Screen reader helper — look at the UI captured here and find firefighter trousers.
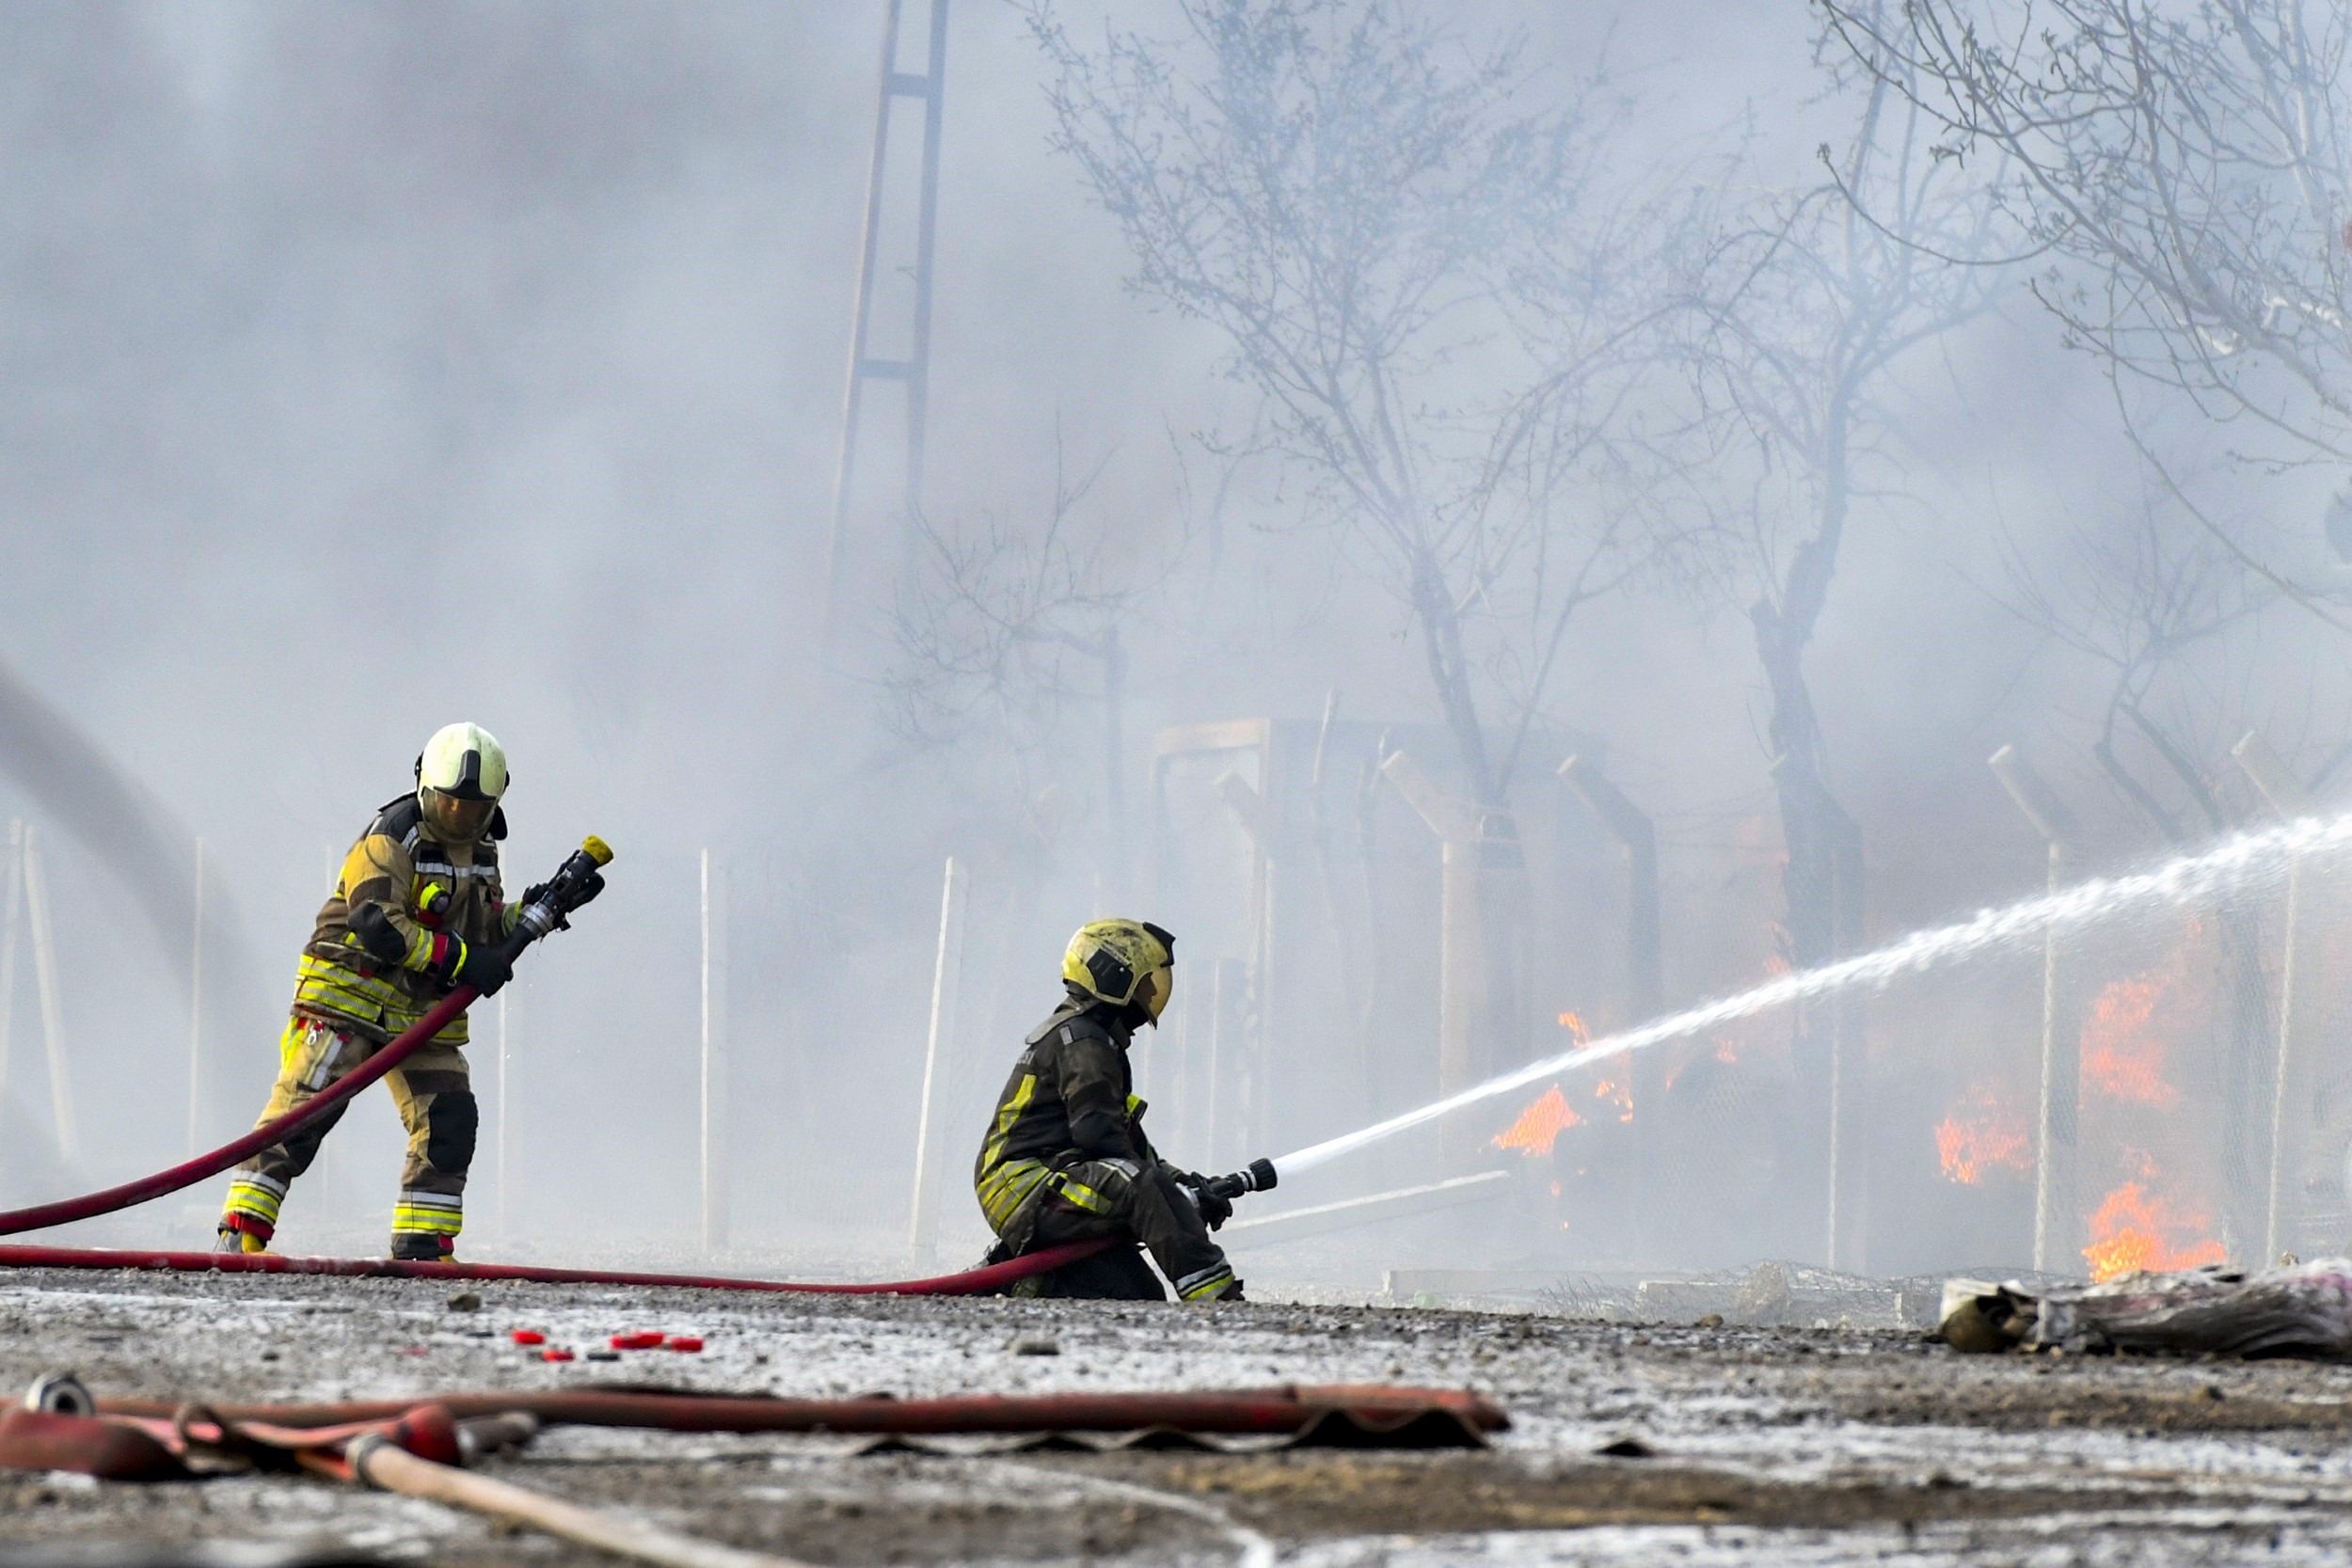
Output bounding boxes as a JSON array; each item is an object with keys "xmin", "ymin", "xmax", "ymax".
[
  {"xmin": 219, "ymin": 1015, "xmax": 476, "ymax": 1246},
  {"xmin": 999, "ymin": 1156, "xmax": 1236, "ymax": 1301}
]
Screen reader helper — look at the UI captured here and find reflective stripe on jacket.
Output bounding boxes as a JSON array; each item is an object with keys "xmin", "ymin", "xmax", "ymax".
[
  {"xmin": 291, "ymin": 794, "xmax": 517, "ymax": 1045},
  {"xmin": 974, "ymin": 998, "xmax": 1179, "ymax": 1232}
]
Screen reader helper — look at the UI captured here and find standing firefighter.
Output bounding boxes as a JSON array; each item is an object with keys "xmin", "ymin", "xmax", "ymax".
[
  {"xmin": 975, "ymin": 919, "xmax": 1244, "ymax": 1302},
  {"xmin": 214, "ymin": 721, "xmax": 597, "ymax": 1259}
]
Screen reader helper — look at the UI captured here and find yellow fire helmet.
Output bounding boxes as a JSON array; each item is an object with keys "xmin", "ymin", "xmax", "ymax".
[
  {"xmin": 418, "ymin": 721, "xmax": 509, "ymax": 800},
  {"xmin": 414, "ymin": 721, "xmax": 509, "ymax": 844},
  {"xmin": 1062, "ymin": 919, "xmax": 1177, "ymax": 1022}
]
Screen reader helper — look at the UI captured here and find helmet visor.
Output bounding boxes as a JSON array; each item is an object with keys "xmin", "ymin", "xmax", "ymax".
[
  {"xmin": 1140, "ymin": 963, "xmax": 1173, "ymax": 1023},
  {"xmin": 421, "ymin": 787, "xmax": 496, "ymax": 843}
]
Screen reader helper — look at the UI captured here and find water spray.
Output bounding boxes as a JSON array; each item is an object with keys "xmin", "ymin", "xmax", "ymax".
[{"xmin": 1270, "ymin": 810, "xmax": 2352, "ymax": 1180}]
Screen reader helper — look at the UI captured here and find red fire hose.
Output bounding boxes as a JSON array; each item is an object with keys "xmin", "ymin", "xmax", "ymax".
[
  {"xmin": 0, "ymin": 836, "xmax": 616, "ymax": 1240},
  {"xmin": 0, "ymin": 984, "xmax": 480, "ymax": 1238},
  {"xmin": 0, "ymin": 1238, "xmax": 1110, "ymax": 1295},
  {"xmin": 0, "ymin": 832, "xmax": 1117, "ymax": 1296}
]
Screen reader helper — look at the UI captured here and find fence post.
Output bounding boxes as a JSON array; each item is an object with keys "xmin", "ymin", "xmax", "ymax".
[
  {"xmin": 186, "ymin": 837, "xmax": 205, "ymax": 1158},
  {"xmin": 0, "ymin": 820, "xmax": 21, "ymax": 1117},
  {"xmin": 701, "ymin": 849, "xmax": 731, "ymax": 1256},
  {"xmin": 1559, "ymin": 755, "xmax": 1663, "ymax": 1256},
  {"xmin": 908, "ymin": 855, "xmax": 966, "ymax": 1259},
  {"xmin": 2233, "ymin": 729, "xmax": 2315, "ymax": 1263},
  {"xmin": 1989, "ymin": 745, "xmax": 2083, "ymax": 1274},
  {"xmin": 22, "ymin": 824, "xmax": 74, "ymax": 1164},
  {"xmin": 496, "ymin": 989, "xmax": 511, "ymax": 1242},
  {"xmin": 908, "ymin": 860, "xmax": 964, "ymax": 1259}
]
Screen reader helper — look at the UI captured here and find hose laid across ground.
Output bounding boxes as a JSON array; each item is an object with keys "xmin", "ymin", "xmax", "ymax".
[{"xmin": 0, "ymin": 1238, "xmax": 1111, "ymax": 1296}]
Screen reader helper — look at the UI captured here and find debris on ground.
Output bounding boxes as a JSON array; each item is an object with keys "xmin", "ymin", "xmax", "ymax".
[
  {"xmin": 1940, "ymin": 1257, "xmax": 2352, "ymax": 1357},
  {"xmin": 24, "ymin": 1262, "xmax": 2352, "ymax": 1564}
]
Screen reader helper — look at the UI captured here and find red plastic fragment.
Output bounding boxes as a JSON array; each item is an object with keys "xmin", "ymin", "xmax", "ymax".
[
  {"xmin": 665, "ymin": 1336, "xmax": 703, "ymax": 1353},
  {"xmin": 540, "ymin": 1348, "xmax": 574, "ymax": 1363},
  {"xmin": 610, "ymin": 1332, "xmax": 665, "ymax": 1351},
  {"xmin": 512, "ymin": 1330, "xmax": 545, "ymax": 1345}
]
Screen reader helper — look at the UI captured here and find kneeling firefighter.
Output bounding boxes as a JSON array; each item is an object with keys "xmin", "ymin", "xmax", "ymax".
[
  {"xmin": 214, "ymin": 721, "xmax": 601, "ymax": 1260},
  {"xmin": 975, "ymin": 919, "xmax": 1246, "ymax": 1302}
]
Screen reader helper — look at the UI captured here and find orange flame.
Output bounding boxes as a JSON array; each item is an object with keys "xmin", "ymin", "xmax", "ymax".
[
  {"xmin": 2082, "ymin": 974, "xmax": 2181, "ymax": 1106},
  {"xmin": 1557, "ymin": 1011, "xmax": 1592, "ymax": 1043},
  {"xmin": 1493, "ymin": 1085, "xmax": 1581, "ymax": 1156},
  {"xmin": 1593, "ymin": 1074, "xmax": 1634, "ymax": 1124},
  {"xmin": 2082, "ymin": 1181, "xmax": 2225, "ymax": 1282},
  {"xmin": 1934, "ymin": 1084, "xmax": 2031, "ymax": 1184}
]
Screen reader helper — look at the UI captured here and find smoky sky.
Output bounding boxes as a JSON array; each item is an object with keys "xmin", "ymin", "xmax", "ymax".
[{"xmin": 0, "ymin": 1, "xmax": 2341, "ymax": 1265}]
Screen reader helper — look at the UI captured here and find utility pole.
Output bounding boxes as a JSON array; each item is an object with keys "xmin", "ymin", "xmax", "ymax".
[{"xmin": 824, "ymin": 0, "xmax": 951, "ymax": 638}]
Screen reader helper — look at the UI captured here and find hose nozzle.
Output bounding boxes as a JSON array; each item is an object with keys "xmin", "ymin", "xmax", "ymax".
[
  {"xmin": 507, "ymin": 836, "xmax": 615, "ymax": 950},
  {"xmin": 1200, "ymin": 1157, "xmax": 1278, "ymax": 1203}
]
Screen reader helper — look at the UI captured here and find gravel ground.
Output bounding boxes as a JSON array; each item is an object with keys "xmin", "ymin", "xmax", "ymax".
[{"xmin": 7, "ymin": 1264, "xmax": 2352, "ymax": 1566}]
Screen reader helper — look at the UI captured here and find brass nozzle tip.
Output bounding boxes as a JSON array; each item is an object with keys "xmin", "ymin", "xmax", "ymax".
[{"xmin": 581, "ymin": 834, "xmax": 614, "ymax": 865}]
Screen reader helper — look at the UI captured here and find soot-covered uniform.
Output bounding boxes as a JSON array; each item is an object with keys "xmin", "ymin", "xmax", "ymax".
[
  {"xmin": 219, "ymin": 794, "xmax": 518, "ymax": 1250},
  {"xmin": 975, "ymin": 997, "xmax": 1236, "ymax": 1301}
]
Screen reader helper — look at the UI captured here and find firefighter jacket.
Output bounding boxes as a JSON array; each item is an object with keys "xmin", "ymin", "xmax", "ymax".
[
  {"xmin": 975, "ymin": 996, "xmax": 1193, "ymax": 1231},
  {"xmin": 291, "ymin": 793, "xmax": 517, "ymax": 1047}
]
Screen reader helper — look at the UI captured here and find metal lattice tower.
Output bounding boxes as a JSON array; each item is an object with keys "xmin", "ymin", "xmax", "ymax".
[{"xmin": 825, "ymin": 0, "xmax": 949, "ymax": 636}]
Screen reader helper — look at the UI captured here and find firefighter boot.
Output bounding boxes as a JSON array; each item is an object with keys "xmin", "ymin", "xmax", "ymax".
[
  {"xmin": 213, "ymin": 1225, "xmax": 269, "ymax": 1255},
  {"xmin": 390, "ymin": 1232, "xmax": 453, "ymax": 1262}
]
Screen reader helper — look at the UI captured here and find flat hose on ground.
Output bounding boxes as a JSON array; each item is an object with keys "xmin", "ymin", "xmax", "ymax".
[{"xmin": 0, "ymin": 1238, "xmax": 1112, "ymax": 1296}]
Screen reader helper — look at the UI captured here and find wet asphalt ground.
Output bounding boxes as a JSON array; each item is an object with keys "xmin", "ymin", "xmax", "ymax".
[{"xmin": 8, "ymin": 1262, "xmax": 2352, "ymax": 1566}]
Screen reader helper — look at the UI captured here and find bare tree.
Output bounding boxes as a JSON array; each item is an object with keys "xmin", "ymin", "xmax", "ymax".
[
  {"xmin": 1676, "ymin": 34, "xmax": 2010, "ymax": 979},
  {"xmin": 1820, "ymin": 0, "xmax": 2352, "ymax": 615},
  {"xmin": 1998, "ymin": 495, "xmax": 2274, "ymax": 839},
  {"xmin": 1025, "ymin": 0, "xmax": 1681, "ymax": 813},
  {"xmin": 886, "ymin": 440, "xmax": 1179, "ymax": 894}
]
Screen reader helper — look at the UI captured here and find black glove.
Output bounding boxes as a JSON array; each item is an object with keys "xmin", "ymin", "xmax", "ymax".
[
  {"xmin": 454, "ymin": 942, "xmax": 512, "ymax": 997},
  {"xmin": 1184, "ymin": 1177, "xmax": 1233, "ymax": 1231}
]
